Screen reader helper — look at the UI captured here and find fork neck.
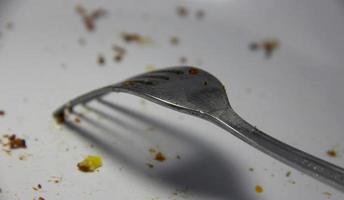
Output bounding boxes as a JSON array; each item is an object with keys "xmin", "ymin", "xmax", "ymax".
[{"xmin": 208, "ymin": 108, "xmax": 344, "ymax": 191}]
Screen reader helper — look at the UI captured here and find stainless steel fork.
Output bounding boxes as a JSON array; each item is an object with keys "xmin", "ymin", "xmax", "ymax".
[{"xmin": 54, "ymin": 66, "xmax": 344, "ymax": 191}]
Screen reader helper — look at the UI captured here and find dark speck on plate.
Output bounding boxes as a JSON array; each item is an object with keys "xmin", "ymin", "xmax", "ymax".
[
  {"xmin": 176, "ymin": 6, "xmax": 188, "ymax": 17},
  {"xmin": 170, "ymin": 36, "xmax": 179, "ymax": 45},
  {"xmin": 97, "ymin": 54, "xmax": 105, "ymax": 65},
  {"xmin": 286, "ymin": 171, "xmax": 291, "ymax": 177},
  {"xmin": 179, "ymin": 57, "xmax": 187, "ymax": 64},
  {"xmin": 195, "ymin": 10, "xmax": 205, "ymax": 19}
]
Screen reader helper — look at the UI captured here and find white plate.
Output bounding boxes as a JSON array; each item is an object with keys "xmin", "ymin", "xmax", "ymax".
[{"xmin": 0, "ymin": 0, "xmax": 343, "ymax": 199}]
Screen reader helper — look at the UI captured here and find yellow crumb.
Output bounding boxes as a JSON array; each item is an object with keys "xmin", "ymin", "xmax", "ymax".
[
  {"xmin": 77, "ymin": 155, "xmax": 102, "ymax": 172},
  {"xmin": 255, "ymin": 185, "xmax": 263, "ymax": 193}
]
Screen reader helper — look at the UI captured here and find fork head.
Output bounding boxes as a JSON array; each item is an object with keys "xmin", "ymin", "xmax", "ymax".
[{"xmin": 119, "ymin": 66, "xmax": 231, "ymax": 116}]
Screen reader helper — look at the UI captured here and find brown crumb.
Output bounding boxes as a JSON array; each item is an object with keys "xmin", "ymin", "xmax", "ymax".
[
  {"xmin": 114, "ymin": 55, "xmax": 123, "ymax": 62},
  {"xmin": 121, "ymin": 32, "xmax": 151, "ymax": 45},
  {"xmin": 170, "ymin": 36, "xmax": 179, "ymax": 45},
  {"xmin": 54, "ymin": 112, "xmax": 65, "ymax": 124},
  {"xmin": 249, "ymin": 38, "xmax": 280, "ymax": 58},
  {"xmin": 255, "ymin": 185, "xmax": 263, "ymax": 193},
  {"xmin": 195, "ymin": 10, "xmax": 205, "ymax": 20},
  {"xmin": 113, "ymin": 45, "xmax": 126, "ymax": 55},
  {"xmin": 146, "ymin": 163, "xmax": 154, "ymax": 168},
  {"xmin": 0, "ymin": 110, "xmax": 5, "ymax": 116},
  {"xmin": 97, "ymin": 55, "xmax": 105, "ymax": 65},
  {"xmin": 122, "ymin": 32, "xmax": 141, "ymax": 43},
  {"xmin": 4, "ymin": 134, "xmax": 27, "ymax": 149},
  {"xmin": 33, "ymin": 184, "xmax": 42, "ymax": 191},
  {"xmin": 75, "ymin": 4, "xmax": 106, "ymax": 32},
  {"xmin": 48, "ymin": 176, "xmax": 62, "ymax": 184},
  {"xmin": 188, "ymin": 68, "xmax": 199, "ymax": 75},
  {"xmin": 122, "ymin": 80, "xmax": 136, "ymax": 87},
  {"xmin": 74, "ymin": 117, "xmax": 81, "ymax": 124},
  {"xmin": 38, "ymin": 197, "xmax": 45, "ymax": 200},
  {"xmin": 327, "ymin": 149, "xmax": 337, "ymax": 157},
  {"xmin": 154, "ymin": 152, "xmax": 166, "ymax": 162},
  {"xmin": 176, "ymin": 6, "xmax": 188, "ymax": 17},
  {"xmin": 113, "ymin": 45, "xmax": 126, "ymax": 62},
  {"xmin": 179, "ymin": 57, "xmax": 187, "ymax": 64},
  {"xmin": 262, "ymin": 39, "xmax": 279, "ymax": 57},
  {"xmin": 286, "ymin": 171, "xmax": 291, "ymax": 177},
  {"xmin": 18, "ymin": 154, "xmax": 27, "ymax": 161}
]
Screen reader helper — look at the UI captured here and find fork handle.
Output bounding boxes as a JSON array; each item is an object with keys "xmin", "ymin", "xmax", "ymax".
[{"xmin": 210, "ymin": 108, "xmax": 344, "ymax": 191}]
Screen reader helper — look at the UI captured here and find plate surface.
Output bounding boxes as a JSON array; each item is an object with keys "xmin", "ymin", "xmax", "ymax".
[{"xmin": 0, "ymin": 0, "xmax": 344, "ymax": 199}]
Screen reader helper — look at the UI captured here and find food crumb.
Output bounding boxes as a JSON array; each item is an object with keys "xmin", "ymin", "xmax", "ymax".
[
  {"xmin": 121, "ymin": 32, "xmax": 152, "ymax": 45},
  {"xmin": 195, "ymin": 10, "xmax": 205, "ymax": 20},
  {"xmin": 249, "ymin": 38, "xmax": 280, "ymax": 58},
  {"xmin": 0, "ymin": 110, "xmax": 5, "ymax": 116},
  {"xmin": 48, "ymin": 176, "xmax": 62, "ymax": 184},
  {"xmin": 18, "ymin": 154, "xmax": 28, "ymax": 161},
  {"xmin": 146, "ymin": 163, "xmax": 154, "ymax": 168},
  {"xmin": 170, "ymin": 36, "xmax": 179, "ymax": 45},
  {"xmin": 74, "ymin": 117, "xmax": 81, "ymax": 124},
  {"xmin": 112, "ymin": 45, "xmax": 126, "ymax": 62},
  {"xmin": 323, "ymin": 191, "xmax": 332, "ymax": 199},
  {"xmin": 176, "ymin": 155, "xmax": 181, "ymax": 160},
  {"xmin": 2, "ymin": 134, "xmax": 27, "ymax": 150},
  {"xmin": 172, "ymin": 187, "xmax": 190, "ymax": 198},
  {"xmin": 97, "ymin": 54, "xmax": 105, "ymax": 66},
  {"xmin": 38, "ymin": 197, "xmax": 45, "ymax": 200},
  {"xmin": 188, "ymin": 68, "xmax": 199, "ymax": 75},
  {"xmin": 154, "ymin": 152, "xmax": 166, "ymax": 162},
  {"xmin": 286, "ymin": 171, "xmax": 291, "ymax": 177},
  {"xmin": 176, "ymin": 6, "xmax": 188, "ymax": 17},
  {"xmin": 145, "ymin": 65, "xmax": 156, "ymax": 72},
  {"xmin": 249, "ymin": 167, "xmax": 254, "ymax": 172},
  {"xmin": 75, "ymin": 4, "xmax": 106, "ymax": 32},
  {"xmin": 33, "ymin": 184, "xmax": 42, "ymax": 191},
  {"xmin": 255, "ymin": 185, "xmax": 263, "ymax": 193},
  {"xmin": 77, "ymin": 155, "xmax": 102, "ymax": 172},
  {"xmin": 179, "ymin": 57, "xmax": 187, "ymax": 64},
  {"xmin": 149, "ymin": 148, "xmax": 156, "ymax": 153},
  {"xmin": 327, "ymin": 149, "xmax": 337, "ymax": 157}
]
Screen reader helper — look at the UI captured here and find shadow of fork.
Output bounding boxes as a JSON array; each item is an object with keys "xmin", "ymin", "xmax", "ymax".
[{"xmin": 64, "ymin": 97, "xmax": 254, "ymax": 200}]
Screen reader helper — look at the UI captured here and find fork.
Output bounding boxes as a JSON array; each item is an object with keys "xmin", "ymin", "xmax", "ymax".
[{"xmin": 54, "ymin": 66, "xmax": 344, "ymax": 191}]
